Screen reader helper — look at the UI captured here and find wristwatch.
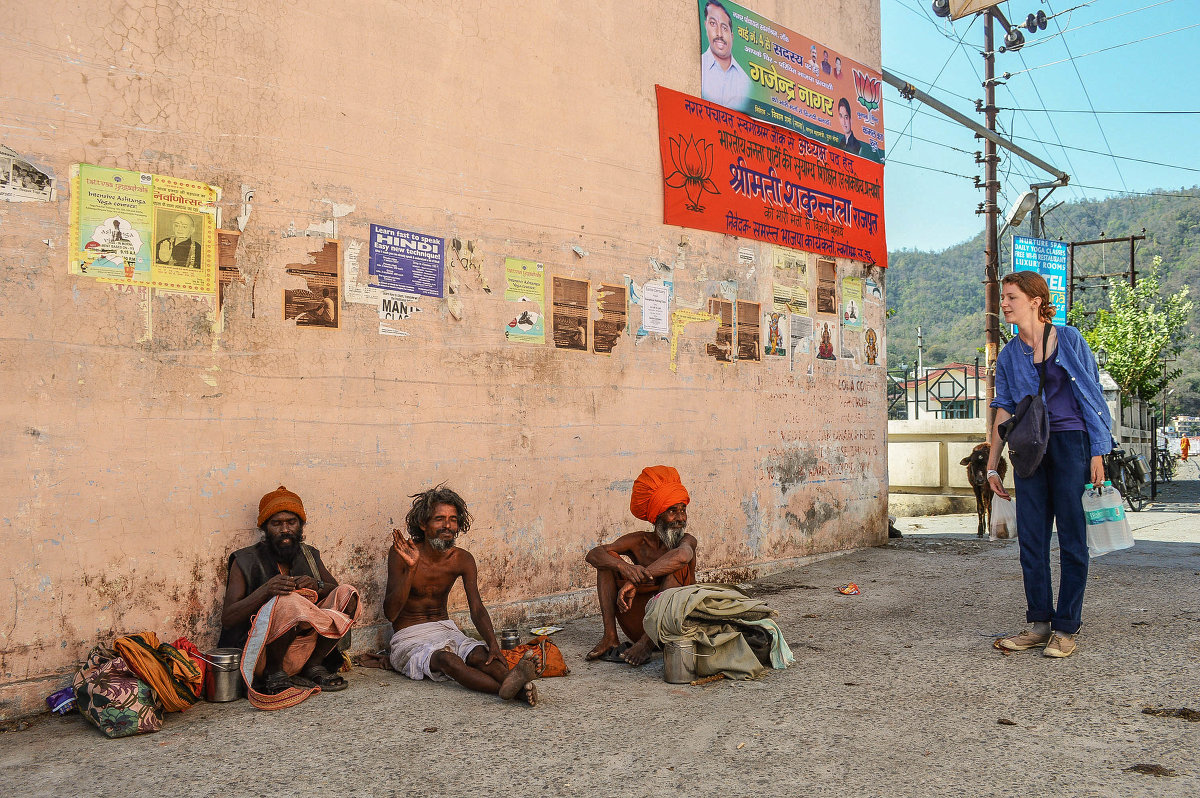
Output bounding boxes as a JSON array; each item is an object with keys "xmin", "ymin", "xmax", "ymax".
[
  {"xmin": 986, "ymin": 470, "xmax": 1001, "ymax": 480},
  {"xmin": 316, "ymin": 580, "xmax": 326, "ymax": 592}
]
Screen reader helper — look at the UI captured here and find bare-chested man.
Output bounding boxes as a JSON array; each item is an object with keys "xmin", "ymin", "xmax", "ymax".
[
  {"xmin": 585, "ymin": 465, "xmax": 698, "ymax": 666},
  {"xmin": 384, "ymin": 485, "xmax": 538, "ymax": 705}
]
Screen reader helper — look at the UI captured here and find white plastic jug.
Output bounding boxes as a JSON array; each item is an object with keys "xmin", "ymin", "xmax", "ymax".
[{"xmin": 1082, "ymin": 481, "xmax": 1133, "ymax": 557}]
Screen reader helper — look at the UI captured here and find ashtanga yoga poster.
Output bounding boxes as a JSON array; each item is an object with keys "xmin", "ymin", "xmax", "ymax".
[{"xmin": 68, "ymin": 164, "xmax": 219, "ymax": 294}]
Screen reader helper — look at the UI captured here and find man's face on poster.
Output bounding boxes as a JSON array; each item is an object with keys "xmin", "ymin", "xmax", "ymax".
[
  {"xmin": 172, "ymin": 214, "xmax": 194, "ymax": 241},
  {"xmin": 705, "ymin": 3, "xmax": 733, "ymax": 63},
  {"xmin": 839, "ymin": 103, "xmax": 853, "ymax": 135}
]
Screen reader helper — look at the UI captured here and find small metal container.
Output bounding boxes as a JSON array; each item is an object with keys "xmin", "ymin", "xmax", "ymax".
[
  {"xmin": 662, "ymin": 640, "xmax": 696, "ymax": 684},
  {"xmin": 202, "ymin": 648, "xmax": 243, "ymax": 702},
  {"xmin": 499, "ymin": 629, "xmax": 520, "ymax": 650}
]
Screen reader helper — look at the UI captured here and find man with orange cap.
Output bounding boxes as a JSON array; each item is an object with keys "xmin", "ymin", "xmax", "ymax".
[
  {"xmin": 219, "ymin": 486, "xmax": 360, "ymax": 707},
  {"xmin": 584, "ymin": 466, "xmax": 697, "ymax": 666}
]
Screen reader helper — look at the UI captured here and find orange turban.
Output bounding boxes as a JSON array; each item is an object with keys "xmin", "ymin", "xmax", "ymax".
[
  {"xmin": 258, "ymin": 485, "xmax": 306, "ymax": 526},
  {"xmin": 629, "ymin": 466, "xmax": 690, "ymax": 524}
]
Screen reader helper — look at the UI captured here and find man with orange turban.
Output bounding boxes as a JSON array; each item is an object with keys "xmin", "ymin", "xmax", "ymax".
[
  {"xmin": 219, "ymin": 486, "xmax": 361, "ymax": 709},
  {"xmin": 585, "ymin": 466, "xmax": 697, "ymax": 665}
]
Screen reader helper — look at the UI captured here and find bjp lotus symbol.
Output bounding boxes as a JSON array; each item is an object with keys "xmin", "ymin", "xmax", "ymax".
[
  {"xmin": 664, "ymin": 134, "xmax": 720, "ymax": 212},
  {"xmin": 854, "ymin": 69, "xmax": 882, "ymax": 113}
]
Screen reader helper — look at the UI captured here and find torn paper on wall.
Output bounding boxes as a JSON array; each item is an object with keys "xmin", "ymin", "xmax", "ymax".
[
  {"xmin": 283, "ymin": 240, "xmax": 340, "ymax": 329},
  {"xmin": 593, "ymin": 283, "xmax": 627, "ymax": 354},
  {"xmin": 790, "ymin": 314, "xmax": 814, "ymax": 370},
  {"xmin": 0, "ymin": 146, "xmax": 54, "ymax": 202},
  {"xmin": 670, "ymin": 308, "xmax": 716, "ymax": 372},
  {"xmin": 217, "ymin": 230, "xmax": 245, "ymax": 312},
  {"xmin": 379, "ymin": 293, "xmax": 421, "ymax": 321},
  {"xmin": 551, "ymin": 276, "xmax": 589, "ymax": 351},
  {"xmin": 737, "ymin": 301, "xmax": 761, "ymax": 362},
  {"xmin": 343, "ymin": 240, "xmax": 384, "ymax": 305}
]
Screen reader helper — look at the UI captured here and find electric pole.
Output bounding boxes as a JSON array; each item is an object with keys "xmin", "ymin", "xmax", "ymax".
[{"xmin": 982, "ymin": 11, "xmax": 1000, "ymax": 426}]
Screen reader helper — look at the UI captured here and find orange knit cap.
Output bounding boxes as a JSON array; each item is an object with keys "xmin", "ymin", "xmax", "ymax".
[
  {"xmin": 629, "ymin": 465, "xmax": 690, "ymax": 524},
  {"xmin": 257, "ymin": 485, "xmax": 306, "ymax": 526}
]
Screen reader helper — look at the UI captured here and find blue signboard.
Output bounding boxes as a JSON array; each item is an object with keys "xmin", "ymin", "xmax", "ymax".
[
  {"xmin": 369, "ymin": 223, "xmax": 444, "ymax": 297},
  {"xmin": 1012, "ymin": 235, "xmax": 1068, "ymax": 325}
]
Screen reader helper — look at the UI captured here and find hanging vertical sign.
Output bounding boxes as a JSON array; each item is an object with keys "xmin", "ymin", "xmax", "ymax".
[{"xmin": 1012, "ymin": 235, "xmax": 1068, "ymax": 325}]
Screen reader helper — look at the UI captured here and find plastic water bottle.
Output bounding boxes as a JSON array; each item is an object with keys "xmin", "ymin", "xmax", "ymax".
[{"xmin": 1082, "ymin": 481, "xmax": 1134, "ymax": 557}]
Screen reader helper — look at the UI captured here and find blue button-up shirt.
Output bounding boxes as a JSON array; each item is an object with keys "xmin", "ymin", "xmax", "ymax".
[{"xmin": 990, "ymin": 324, "xmax": 1113, "ymax": 457}]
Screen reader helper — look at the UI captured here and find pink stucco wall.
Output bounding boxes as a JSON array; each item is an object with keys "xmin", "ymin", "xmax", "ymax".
[{"xmin": 0, "ymin": 0, "xmax": 885, "ymax": 717}]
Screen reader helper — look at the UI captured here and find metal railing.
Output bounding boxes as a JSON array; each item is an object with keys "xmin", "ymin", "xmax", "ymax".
[{"xmin": 887, "ymin": 358, "xmax": 983, "ymax": 421}]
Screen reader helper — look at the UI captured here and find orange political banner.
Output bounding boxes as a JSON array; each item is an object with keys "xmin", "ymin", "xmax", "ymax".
[{"xmin": 656, "ymin": 85, "xmax": 886, "ymax": 268}]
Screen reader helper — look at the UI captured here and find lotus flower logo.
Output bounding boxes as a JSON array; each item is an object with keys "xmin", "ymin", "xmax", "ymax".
[
  {"xmin": 664, "ymin": 134, "xmax": 720, "ymax": 212},
  {"xmin": 854, "ymin": 70, "xmax": 882, "ymax": 112}
]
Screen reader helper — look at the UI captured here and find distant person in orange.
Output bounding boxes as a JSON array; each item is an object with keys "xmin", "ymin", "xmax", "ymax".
[
  {"xmin": 1182, "ymin": 436, "xmax": 1190, "ymax": 461},
  {"xmin": 584, "ymin": 466, "xmax": 697, "ymax": 666}
]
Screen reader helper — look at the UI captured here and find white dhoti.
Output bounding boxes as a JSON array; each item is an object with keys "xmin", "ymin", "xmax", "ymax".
[{"xmin": 388, "ymin": 620, "xmax": 485, "ymax": 681}]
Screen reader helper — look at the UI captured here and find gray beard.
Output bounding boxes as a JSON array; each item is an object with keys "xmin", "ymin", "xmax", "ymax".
[
  {"xmin": 429, "ymin": 536, "xmax": 456, "ymax": 552},
  {"xmin": 655, "ymin": 519, "xmax": 686, "ymax": 549}
]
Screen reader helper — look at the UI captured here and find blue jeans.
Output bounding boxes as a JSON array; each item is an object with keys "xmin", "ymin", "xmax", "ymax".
[{"xmin": 1013, "ymin": 430, "xmax": 1091, "ymax": 634}]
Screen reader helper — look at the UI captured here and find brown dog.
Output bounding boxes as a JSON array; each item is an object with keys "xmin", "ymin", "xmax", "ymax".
[{"xmin": 960, "ymin": 443, "xmax": 1008, "ymax": 538}]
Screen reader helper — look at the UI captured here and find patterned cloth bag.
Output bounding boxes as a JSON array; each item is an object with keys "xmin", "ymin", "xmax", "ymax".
[{"xmin": 72, "ymin": 646, "xmax": 164, "ymax": 738}]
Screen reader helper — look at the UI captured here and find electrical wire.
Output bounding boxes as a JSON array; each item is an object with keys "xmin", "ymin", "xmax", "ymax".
[
  {"xmin": 1016, "ymin": 0, "xmax": 1180, "ymax": 51},
  {"xmin": 1001, "ymin": 22, "xmax": 1200, "ymax": 78},
  {"xmin": 883, "ymin": 158, "xmax": 978, "ymax": 181},
  {"xmin": 1004, "ymin": 133, "xmax": 1200, "ymax": 172}
]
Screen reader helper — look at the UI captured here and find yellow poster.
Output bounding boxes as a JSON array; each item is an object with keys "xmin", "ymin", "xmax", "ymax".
[{"xmin": 69, "ymin": 164, "xmax": 219, "ymax": 294}]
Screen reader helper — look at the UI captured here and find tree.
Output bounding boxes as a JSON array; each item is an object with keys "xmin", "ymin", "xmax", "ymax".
[{"xmin": 1068, "ymin": 257, "xmax": 1193, "ymax": 400}]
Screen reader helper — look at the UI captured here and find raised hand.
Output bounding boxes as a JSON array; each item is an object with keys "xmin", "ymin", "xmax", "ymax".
[{"xmin": 392, "ymin": 528, "xmax": 420, "ymax": 567}]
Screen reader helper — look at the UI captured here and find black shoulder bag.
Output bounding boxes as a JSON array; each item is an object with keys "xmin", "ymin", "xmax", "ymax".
[{"xmin": 998, "ymin": 323, "xmax": 1051, "ymax": 479}]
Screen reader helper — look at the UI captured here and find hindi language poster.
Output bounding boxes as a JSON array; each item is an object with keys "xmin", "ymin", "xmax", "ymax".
[
  {"xmin": 697, "ymin": 0, "xmax": 885, "ymax": 160},
  {"xmin": 69, "ymin": 164, "xmax": 218, "ymax": 294},
  {"xmin": 369, "ymin": 223, "xmax": 444, "ymax": 297},
  {"xmin": 656, "ymin": 86, "xmax": 886, "ymax": 267}
]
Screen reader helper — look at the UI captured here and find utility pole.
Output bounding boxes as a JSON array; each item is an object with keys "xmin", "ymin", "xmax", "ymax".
[{"xmin": 981, "ymin": 11, "xmax": 1000, "ymax": 427}]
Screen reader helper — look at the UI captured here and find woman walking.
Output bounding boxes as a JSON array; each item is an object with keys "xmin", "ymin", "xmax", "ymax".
[{"xmin": 987, "ymin": 272, "xmax": 1111, "ymax": 658}]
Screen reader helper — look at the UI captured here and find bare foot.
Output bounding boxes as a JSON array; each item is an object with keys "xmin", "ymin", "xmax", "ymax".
[
  {"xmin": 499, "ymin": 652, "xmax": 538, "ymax": 700},
  {"xmin": 585, "ymin": 635, "xmax": 620, "ymax": 661},
  {"xmin": 622, "ymin": 637, "xmax": 654, "ymax": 666},
  {"xmin": 520, "ymin": 681, "xmax": 538, "ymax": 707}
]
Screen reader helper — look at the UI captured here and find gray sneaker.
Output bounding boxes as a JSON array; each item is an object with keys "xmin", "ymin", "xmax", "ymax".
[
  {"xmin": 1043, "ymin": 633, "xmax": 1078, "ymax": 658},
  {"xmin": 998, "ymin": 629, "xmax": 1051, "ymax": 651}
]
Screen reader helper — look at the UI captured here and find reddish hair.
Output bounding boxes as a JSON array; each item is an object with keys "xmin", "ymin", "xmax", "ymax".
[{"xmin": 1001, "ymin": 271, "xmax": 1055, "ymax": 323}]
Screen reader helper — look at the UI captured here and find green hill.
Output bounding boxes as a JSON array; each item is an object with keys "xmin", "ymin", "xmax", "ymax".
[{"xmin": 885, "ymin": 188, "xmax": 1200, "ymax": 417}]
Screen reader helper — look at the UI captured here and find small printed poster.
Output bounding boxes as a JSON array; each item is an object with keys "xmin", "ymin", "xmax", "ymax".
[
  {"xmin": 764, "ymin": 311, "xmax": 788, "ymax": 357},
  {"xmin": 368, "ymin": 223, "xmax": 444, "ymax": 297},
  {"xmin": 842, "ymin": 277, "xmax": 863, "ymax": 330},
  {"xmin": 503, "ymin": 257, "xmax": 545, "ymax": 344}
]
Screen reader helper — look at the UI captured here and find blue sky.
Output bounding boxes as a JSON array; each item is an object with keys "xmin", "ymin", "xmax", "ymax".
[{"xmin": 881, "ymin": 0, "xmax": 1200, "ymax": 251}]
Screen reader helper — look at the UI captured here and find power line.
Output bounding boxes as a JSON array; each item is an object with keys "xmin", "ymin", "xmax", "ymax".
[
  {"xmin": 1004, "ymin": 133, "xmax": 1200, "ymax": 172},
  {"xmin": 882, "ymin": 126, "xmax": 976, "ymax": 155},
  {"xmin": 1070, "ymin": 185, "xmax": 1200, "ymax": 199},
  {"xmin": 996, "ymin": 108, "xmax": 1200, "ymax": 115},
  {"xmin": 1043, "ymin": 1, "xmax": 1129, "ymax": 192},
  {"xmin": 1001, "ymin": 22, "xmax": 1200, "ymax": 79},
  {"xmin": 1017, "ymin": 0, "xmax": 1181, "ymax": 51},
  {"xmin": 883, "ymin": 158, "xmax": 978, "ymax": 181}
]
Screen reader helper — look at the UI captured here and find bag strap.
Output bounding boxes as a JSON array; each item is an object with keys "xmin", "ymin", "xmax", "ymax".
[{"xmin": 1035, "ymin": 322, "xmax": 1050, "ymax": 396}]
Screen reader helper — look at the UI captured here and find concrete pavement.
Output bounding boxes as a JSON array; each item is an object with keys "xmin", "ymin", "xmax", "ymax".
[{"xmin": 2, "ymin": 470, "xmax": 1197, "ymax": 797}]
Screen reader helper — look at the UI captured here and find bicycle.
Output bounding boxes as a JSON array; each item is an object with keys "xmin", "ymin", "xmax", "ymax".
[
  {"xmin": 1105, "ymin": 444, "xmax": 1147, "ymax": 512},
  {"xmin": 1156, "ymin": 448, "xmax": 1176, "ymax": 484}
]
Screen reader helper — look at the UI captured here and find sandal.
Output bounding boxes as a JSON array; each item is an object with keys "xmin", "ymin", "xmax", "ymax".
[
  {"xmin": 302, "ymin": 663, "xmax": 348, "ymax": 692},
  {"xmin": 263, "ymin": 670, "xmax": 315, "ymax": 695}
]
